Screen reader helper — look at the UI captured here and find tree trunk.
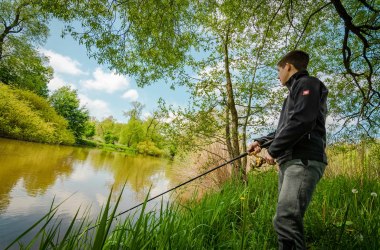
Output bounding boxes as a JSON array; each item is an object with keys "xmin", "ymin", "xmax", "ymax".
[
  {"xmin": 223, "ymin": 31, "xmax": 245, "ymax": 181},
  {"xmin": 242, "ymin": 61, "xmax": 260, "ymax": 173},
  {"xmin": 225, "ymin": 104, "xmax": 234, "ymax": 161},
  {"xmin": 0, "ymin": 3, "xmax": 25, "ymax": 61}
]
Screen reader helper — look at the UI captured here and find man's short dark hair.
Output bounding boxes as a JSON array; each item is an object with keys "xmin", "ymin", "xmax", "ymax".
[{"xmin": 277, "ymin": 50, "xmax": 309, "ymax": 71}]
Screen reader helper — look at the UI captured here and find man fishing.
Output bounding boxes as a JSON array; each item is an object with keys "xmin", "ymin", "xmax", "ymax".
[{"xmin": 248, "ymin": 50, "xmax": 328, "ymax": 250}]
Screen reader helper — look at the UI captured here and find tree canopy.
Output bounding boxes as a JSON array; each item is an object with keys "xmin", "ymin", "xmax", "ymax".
[
  {"xmin": 52, "ymin": 0, "xmax": 378, "ymax": 133},
  {"xmin": 49, "ymin": 86, "xmax": 90, "ymax": 142},
  {"xmin": 0, "ymin": 0, "xmax": 52, "ymax": 97}
]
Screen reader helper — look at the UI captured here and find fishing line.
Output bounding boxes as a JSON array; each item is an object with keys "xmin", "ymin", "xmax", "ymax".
[
  {"xmin": 83, "ymin": 152, "xmax": 249, "ymax": 233},
  {"xmin": 70, "ymin": 139, "xmax": 272, "ymax": 235}
]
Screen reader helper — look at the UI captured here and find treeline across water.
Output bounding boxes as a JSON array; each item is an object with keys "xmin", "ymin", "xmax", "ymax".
[
  {"xmin": 84, "ymin": 105, "xmax": 176, "ymax": 158},
  {"xmin": 0, "ymin": 84, "xmax": 175, "ymax": 157}
]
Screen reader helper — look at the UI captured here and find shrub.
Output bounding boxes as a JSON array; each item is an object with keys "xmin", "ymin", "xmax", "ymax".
[
  {"xmin": 0, "ymin": 84, "xmax": 75, "ymax": 144},
  {"xmin": 136, "ymin": 140, "xmax": 164, "ymax": 156}
]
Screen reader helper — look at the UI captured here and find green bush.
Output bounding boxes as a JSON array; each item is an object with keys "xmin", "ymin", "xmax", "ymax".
[
  {"xmin": 0, "ymin": 84, "xmax": 75, "ymax": 144},
  {"xmin": 104, "ymin": 131, "xmax": 118, "ymax": 144},
  {"xmin": 136, "ymin": 140, "xmax": 164, "ymax": 156},
  {"xmin": 84, "ymin": 121, "xmax": 96, "ymax": 138}
]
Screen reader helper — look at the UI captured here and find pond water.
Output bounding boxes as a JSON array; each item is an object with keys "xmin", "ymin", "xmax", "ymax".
[{"xmin": 0, "ymin": 138, "xmax": 175, "ymax": 248}]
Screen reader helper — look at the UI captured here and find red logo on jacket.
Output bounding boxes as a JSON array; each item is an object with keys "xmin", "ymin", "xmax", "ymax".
[{"xmin": 302, "ymin": 90, "xmax": 310, "ymax": 96}]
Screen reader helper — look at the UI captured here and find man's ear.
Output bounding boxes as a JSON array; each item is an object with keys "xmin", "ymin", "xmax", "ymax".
[{"xmin": 286, "ymin": 63, "xmax": 293, "ymax": 71}]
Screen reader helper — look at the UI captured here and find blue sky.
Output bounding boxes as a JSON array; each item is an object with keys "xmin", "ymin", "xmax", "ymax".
[{"xmin": 42, "ymin": 20, "xmax": 190, "ymax": 123}]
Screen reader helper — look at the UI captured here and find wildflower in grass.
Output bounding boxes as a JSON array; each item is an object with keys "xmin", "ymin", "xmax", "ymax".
[
  {"xmin": 355, "ymin": 234, "xmax": 364, "ymax": 242},
  {"xmin": 240, "ymin": 197, "xmax": 246, "ymax": 200},
  {"xmin": 352, "ymin": 189, "xmax": 358, "ymax": 194},
  {"xmin": 370, "ymin": 192, "xmax": 377, "ymax": 198}
]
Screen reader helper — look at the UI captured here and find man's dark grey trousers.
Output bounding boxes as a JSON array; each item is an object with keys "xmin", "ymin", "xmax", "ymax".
[{"xmin": 273, "ymin": 159, "xmax": 326, "ymax": 250}]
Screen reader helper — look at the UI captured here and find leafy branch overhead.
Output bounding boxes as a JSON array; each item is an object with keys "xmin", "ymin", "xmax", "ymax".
[
  {"xmin": 40, "ymin": 0, "xmax": 378, "ymax": 136},
  {"xmin": 1, "ymin": 0, "xmax": 379, "ymax": 146},
  {"xmin": 284, "ymin": 0, "xmax": 379, "ymax": 136},
  {"xmin": 331, "ymin": 0, "xmax": 379, "ymax": 130},
  {"xmin": 0, "ymin": 0, "xmax": 52, "ymax": 97}
]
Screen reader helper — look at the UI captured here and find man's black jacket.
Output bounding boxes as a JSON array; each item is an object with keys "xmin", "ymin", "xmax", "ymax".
[{"xmin": 255, "ymin": 70, "xmax": 328, "ymax": 165}]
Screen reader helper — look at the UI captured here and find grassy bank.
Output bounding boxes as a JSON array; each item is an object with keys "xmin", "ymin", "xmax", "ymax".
[
  {"xmin": 326, "ymin": 140, "xmax": 380, "ymax": 178},
  {"xmin": 107, "ymin": 172, "xmax": 379, "ymax": 249},
  {"xmin": 79, "ymin": 139, "xmax": 173, "ymax": 158},
  {"xmin": 7, "ymin": 169, "xmax": 379, "ymax": 249},
  {"xmin": 78, "ymin": 138, "xmax": 138, "ymax": 156}
]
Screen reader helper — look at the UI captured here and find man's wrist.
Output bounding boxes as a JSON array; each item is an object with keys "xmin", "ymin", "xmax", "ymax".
[{"xmin": 253, "ymin": 139, "xmax": 262, "ymax": 146}]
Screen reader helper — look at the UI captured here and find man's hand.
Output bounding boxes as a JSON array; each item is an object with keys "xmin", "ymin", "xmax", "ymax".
[
  {"xmin": 263, "ymin": 151, "xmax": 275, "ymax": 165},
  {"xmin": 248, "ymin": 141, "xmax": 261, "ymax": 155}
]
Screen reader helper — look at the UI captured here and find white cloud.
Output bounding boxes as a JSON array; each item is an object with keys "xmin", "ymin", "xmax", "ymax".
[
  {"xmin": 41, "ymin": 49, "xmax": 85, "ymax": 75},
  {"xmin": 199, "ymin": 62, "xmax": 224, "ymax": 78},
  {"xmin": 142, "ymin": 112, "xmax": 152, "ymax": 120},
  {"xmin": 82, "ymin": 68, "xmax": 130, "ymax": 93},
  {"xmin": 325, "ymin": 114, "xmax": 349, "ymax": 132},
  {"xmin": 162, "ymin": 111, "xmax": 177, "ymax": 123},
  {"xmin": 48, "ymin": 73, "xmax": 77, "ymax": 92},
  {"xmin": 122, "ymin": 89, "xmax": 139, "ymax": 101},
  {"xmin": 48, "ymin": 74, "xmax": 66, "ymax": 91},
  {"xmin": 79, "ymin": 94, "xmax": 111, "ymax": 120}
]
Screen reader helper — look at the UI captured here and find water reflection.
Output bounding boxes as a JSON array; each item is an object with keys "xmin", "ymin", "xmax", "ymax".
[
  {"xmin": 0, "ymin": 138, "xmax": 174, "ymax": 248},
  {"xmin": 0, "ymin": 140, "xmax": 78, "ymax": 212}
]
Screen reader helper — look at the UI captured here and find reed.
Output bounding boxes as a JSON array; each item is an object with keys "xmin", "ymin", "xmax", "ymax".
[
  {"xmin": 326, "ymin": 139, "xmax": 380, "ymax": 179},
  {"xmin": 172, "ymin": 142, "xmax": 268, "ymax": 202}
]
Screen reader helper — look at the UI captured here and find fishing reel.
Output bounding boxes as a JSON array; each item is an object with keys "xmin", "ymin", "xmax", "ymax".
[
  {"xmin": 248, "ymin": 152, "xmax": 266, "ymax": 168},
  {"xmin": 254, "ymin": 156, "xmax": 266, "ymax": 168},
  {"xmin": 248, "ymin": 139, "xmax": 273, "ymax": 169}
]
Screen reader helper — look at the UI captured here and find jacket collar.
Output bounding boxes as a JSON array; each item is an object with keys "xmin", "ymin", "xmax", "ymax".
[{"xmin": 285, "ymin": 70, "xmax": 309, "ymax": 89}]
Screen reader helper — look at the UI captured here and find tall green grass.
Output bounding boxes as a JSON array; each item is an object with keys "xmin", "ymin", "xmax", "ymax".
[
  {"xmin": 7, "ymin": 169, "xmax": 379, "ymax": 249},
  {"xmin": 326, "ymin": 140, "xmax": 380, "ymax": 178}
]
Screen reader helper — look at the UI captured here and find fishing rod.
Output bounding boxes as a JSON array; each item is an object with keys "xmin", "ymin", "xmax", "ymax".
[
  {"xmin": 81, "ymin": 152, "xmax": 249, "ymax": 233},
  {"xmin": 76, "ymin": 140, "xmax": 273, "ymax": 233},
  {"xmin": 112, "ymin": 139, "xmax": 273, "ymax": 219},
  {"xmin": 115, "ymin": 152, "xmax": 248, "ymax": 218},
  {"xmin": 113, "ymin": 140, "xmax": 273, "ymax": 217}
]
